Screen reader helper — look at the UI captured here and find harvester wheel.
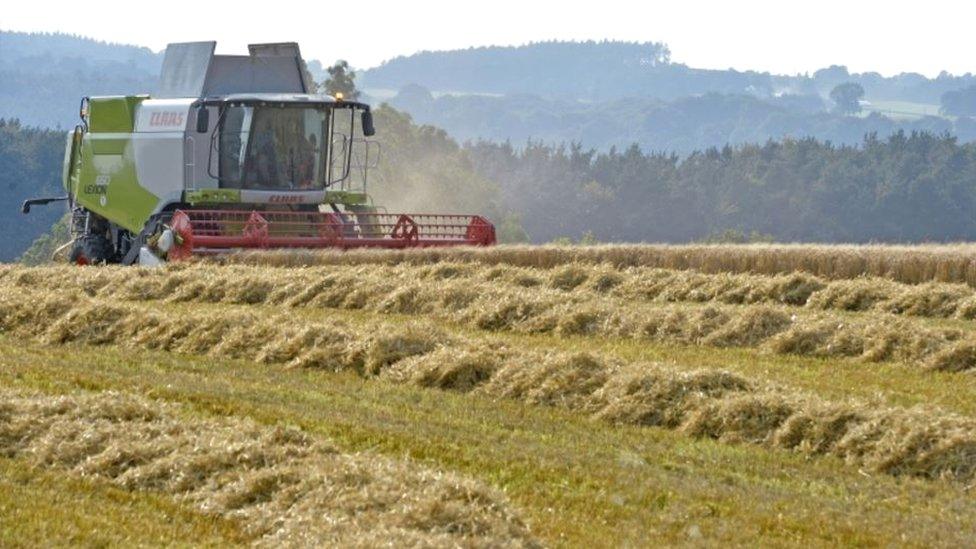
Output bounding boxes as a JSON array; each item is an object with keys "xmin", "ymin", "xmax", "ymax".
[{"xmin": 68, "ymin": 235, "xmax": 115, "ymax": 265}]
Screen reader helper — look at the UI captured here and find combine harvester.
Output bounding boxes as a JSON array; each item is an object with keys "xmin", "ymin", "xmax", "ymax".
[{"xmin": 22, "ymin": 42, "xmax": 495, "ymax": 265}]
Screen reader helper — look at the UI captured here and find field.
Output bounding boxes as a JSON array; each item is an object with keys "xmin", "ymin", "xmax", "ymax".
[
  {"xmin": 4, "ymin": 243, "xmax": 976, "ymax": 546},
  {"xmin": 860, "ymin": 99, "xmax": 945, "ymax": 121}
]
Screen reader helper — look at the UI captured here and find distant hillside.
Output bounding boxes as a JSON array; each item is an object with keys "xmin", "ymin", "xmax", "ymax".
[
  {"xmin": 0, "ymin": 31, "xmax": 160, "ymax": 68},
  {"xmin": 0, "ymin": 31, "xmax": 161, "ymax": 128},
  {"xmin": 389, "ymin": 86, "xmax": 975, "ymax": 153},
  {"xmin": 361, "ymin": 41, "xmax": 773, "ymax": 101},
  {"xmin": 362, "ymin": 41, "xmax": 976, "ymax": 105}
]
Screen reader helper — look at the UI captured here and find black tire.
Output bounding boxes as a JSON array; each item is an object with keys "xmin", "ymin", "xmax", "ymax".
[{"xmin": 68, "ymin": 235, "xmax": 116, "ymax": 265}]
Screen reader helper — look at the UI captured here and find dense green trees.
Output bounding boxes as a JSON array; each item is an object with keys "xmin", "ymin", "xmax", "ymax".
[
  {"xmin": 322, "ymin": 61, "xmax": 361, "ymax": 100},
  {"xmin": 941, "ymin": 86, "xmax": 976, "ymax": 117},
  {"xmin": 830, "ymin": 83, "xmax": 865, "ymax": 115},
  {"xmin": 466, "ymin": 132, "xmax": 976, "ymax": 244},
  {"xmin": 0, "ymin": 119, "xmax": 67, "ymax": 261}
]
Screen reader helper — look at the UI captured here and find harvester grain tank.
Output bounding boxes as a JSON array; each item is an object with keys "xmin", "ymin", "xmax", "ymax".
[{"xmin": 22, "ymin": 41, "xmax": 495, "ymax": 264}]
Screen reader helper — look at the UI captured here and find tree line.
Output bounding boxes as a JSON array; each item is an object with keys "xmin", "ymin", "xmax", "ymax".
[{"xmin": 465, "ymin": 131, "xmax": 976, "ymax": 244}]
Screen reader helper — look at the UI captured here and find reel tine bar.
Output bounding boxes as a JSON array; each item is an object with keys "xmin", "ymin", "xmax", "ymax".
[{"xmin": 168, "ymin": 209, "xmax": 495, "ymax": 258}]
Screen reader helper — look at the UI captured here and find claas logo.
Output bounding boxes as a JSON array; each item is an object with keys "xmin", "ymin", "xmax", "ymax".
[
  {"xmin": 149, "ymin": 112, "xmax": 185, "ymax": 127},
  {"xmin": 269, "ymin": 195, "xmax": 305, "ymax": 203}
]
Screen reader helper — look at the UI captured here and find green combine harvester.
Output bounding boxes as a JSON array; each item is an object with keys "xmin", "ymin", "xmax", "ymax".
[{"xmin": 22, "ymin": 41, "xmax": 495, "ymax": 265}]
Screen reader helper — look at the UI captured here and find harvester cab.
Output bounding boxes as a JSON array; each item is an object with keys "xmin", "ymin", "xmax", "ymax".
[{"xmin": 23, "ymin": 41, "xmax": 495, "ymax": 265}]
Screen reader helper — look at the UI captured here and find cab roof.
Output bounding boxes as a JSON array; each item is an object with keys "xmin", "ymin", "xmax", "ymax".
[{"xmin": 200, "ymin": 93, "xmax": 370, "ymax": 110}]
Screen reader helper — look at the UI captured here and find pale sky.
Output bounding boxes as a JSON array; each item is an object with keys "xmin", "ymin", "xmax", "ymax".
[{"xmin": 1, "ymin": 0, "xmax": 973, "ymax": 77}]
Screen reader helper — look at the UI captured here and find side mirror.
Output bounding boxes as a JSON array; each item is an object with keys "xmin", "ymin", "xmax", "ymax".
[
  {"xmin": 361, "ymin": 110, "xmax": 375, "ymax": 137},
  {"xmin": 196, "ymin": 106, "xmax": 210, "ymax": 133}
]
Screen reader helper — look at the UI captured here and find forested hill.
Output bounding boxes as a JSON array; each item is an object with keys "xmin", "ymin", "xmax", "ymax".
[
  {"xmin": 0, "ymin": 31, "xmax": 161, "ymax": 128},
  {"xmin": 0, "ymin": 31, "xmax": 160, "ymax": 68},
  {"xmin": 467, "ymin": 131, "xmax": 976, "ymax": 244},
  {"xmin": 361, "ymin": 41, "xmax": 976, "ymax": 103},
  {"xmin": 7, "ymin": 32, "xmax": 976, "ymax": 151},
  {"xmin": 367, "ymin": 41, "xmax": 976, "ymax": 152},
  {"xmin": 0, "ymin": 120, "xmax": 66, "ymax": 261},
  {"xmin": 389, "ymin": 88, "xmax": 976, "ymax": 153}
]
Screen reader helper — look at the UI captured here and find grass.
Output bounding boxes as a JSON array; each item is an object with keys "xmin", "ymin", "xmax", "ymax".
[
  {"xmin": 861, "ymin": 99, "xmax": 944, "ymax": 121},
  {"xmin": 0, "ymin": 457, "xmax": 250, "ymax": 547},
  {"xmin": 3, "ymin": 337, "xmax": 976, "ymax": 547}
]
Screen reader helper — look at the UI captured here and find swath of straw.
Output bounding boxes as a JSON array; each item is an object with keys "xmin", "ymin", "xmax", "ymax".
[
  {"xmin": 217, "ymin": 243, "xmax": 976, "ymax": 287},
  {"xmin": 6, "ymin": 264, "xmax": 975, "ymax": 371},
  {"xmin": 0, "ymin": 389, "xmax": 538, "ymax": 548},
  {"xmin": 3, "ymin": 289, "xmax": 976, "ymax": 483}
]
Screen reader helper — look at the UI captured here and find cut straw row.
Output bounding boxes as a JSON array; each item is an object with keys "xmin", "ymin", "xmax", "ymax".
[
  {"xmin": 16, "ymin": 259, "xmax": 976, "ymax": 321},
  {"xmin": 0, "ymin": 389, "xmax": 536, "ymax": 547},
  {"xmin": 218, "ymin": 257, "xmax": 976, "ymax": 320},
  {"xmin": 3, "ymin": 288, "xmax": 976, "ymax": 483},
  {"xmin": 218, "ymin": 243, "xmax": 976, "ymax": 287},
  {"xmin": 6, "ymin": 264, "xmax": 975, "ymax": 371}
]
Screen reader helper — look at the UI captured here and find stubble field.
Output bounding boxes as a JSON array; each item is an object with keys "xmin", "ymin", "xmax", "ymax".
[{"xmin": 4, "ymin": 243, "xmax": 976, "ymax": 546}]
